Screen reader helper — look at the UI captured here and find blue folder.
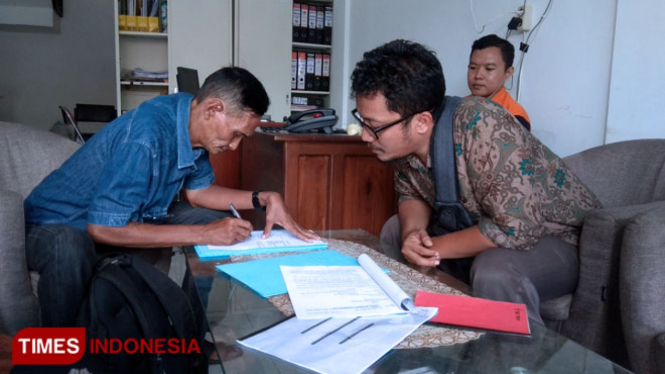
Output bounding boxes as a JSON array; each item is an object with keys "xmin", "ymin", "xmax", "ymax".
[
  {"xmin": 216, "ymin": 250, "xmax": 389, "ymax": 298},
  {"xmin": 194, "ymin": 230, "xmax": 328, "ymax": 260}
]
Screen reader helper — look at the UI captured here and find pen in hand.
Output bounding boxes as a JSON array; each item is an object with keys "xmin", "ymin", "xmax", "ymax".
[{"xmin": 229, "ymin": 203, "xmax": 242, "ymax": 219}]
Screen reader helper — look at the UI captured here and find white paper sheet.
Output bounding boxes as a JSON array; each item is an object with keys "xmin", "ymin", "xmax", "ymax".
[
  {"xmin": 281, "ymin": 265, "xmax": 405, "ymax": 319},
  {"xmin": 237, "ymin": 307, "xmax": 438, "ymax": 374},
  {"xmin": 281, "ymin": 253, "xmax": 415, "ymax": 319},
  {"xmin": 204, "ymin": 230, "xmax": 327, "ymax": 251},
  {"xmin": 358, "ymin": 253, "xmax": 414, "ymax": 311}
]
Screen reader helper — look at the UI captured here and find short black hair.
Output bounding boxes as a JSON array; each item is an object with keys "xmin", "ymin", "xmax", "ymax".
[
  {"xmin": 471, "ymin": 34, "xmax": 515, "ymax": 69},
  {"xmin": 195, "ymin": 66, "xmax": 270, "ymax": 116},
  {"xmin": 350, "ymin": 39, "xmax": 445, "ymax": 117}
]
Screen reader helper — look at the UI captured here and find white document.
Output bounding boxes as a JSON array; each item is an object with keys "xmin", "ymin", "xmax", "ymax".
[
  {"xmin": 205, "ymin": 230, "xmax": 326, "ymax": 251},
  {"xmin": 280, "ymin": 254, "xmax": 414, "ymax": 319},
  {"xmin": 237, "ymin": 307, "xmax": 438, "ymax": 374}
]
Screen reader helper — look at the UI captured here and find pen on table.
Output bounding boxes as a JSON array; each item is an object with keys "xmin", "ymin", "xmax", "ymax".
[{"xmin": 229, "ymin": 203, "xmax": 242, "ymax": 219}]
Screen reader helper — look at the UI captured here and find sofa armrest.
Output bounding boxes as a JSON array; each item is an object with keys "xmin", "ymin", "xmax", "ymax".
[
  {"xmin": 619, "ymin": 204, "xmax": 665, "ymax": 374},
  {"xmin": 562, "ymin": 200, "xmax": 665, "ymax": 365},
  {"xmin": 576, "ymin": 200, "xmax": 665, "ymax": 302},
  {"xmin": 0, "ymin": 189, "xmax": 40, "ymax": 335},
  {"xmin": 655, "ymin": 333, "xmax": 665, "ymax": 374}
]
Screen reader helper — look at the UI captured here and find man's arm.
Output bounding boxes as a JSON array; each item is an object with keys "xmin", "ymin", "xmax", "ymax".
[
  {"xmin": 398, "ymin": 199, "xmax": 432, "ymax": 241},
  {"xmin": 397, "ymin": 199, "xmax": 440, "ymax": 266},
  {"xmin": 401, "ymin": 225, "xmax": 495, "ymax": 267},
  {"xmin": 88, "ymin": 218, "xmax": 252, "ymax": 248},
  {"xmin": 397, "ymin": 199, "xmax": 495, "ymax": 267},
  {"xmin": 185, "ymin": 185, "xmax": 318, "ymax": 241}
]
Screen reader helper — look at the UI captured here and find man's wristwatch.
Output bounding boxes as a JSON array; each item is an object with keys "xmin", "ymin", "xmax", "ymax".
[{"xmin": 252, "ymin": 190, "xmax": 266, "ymax": 211}]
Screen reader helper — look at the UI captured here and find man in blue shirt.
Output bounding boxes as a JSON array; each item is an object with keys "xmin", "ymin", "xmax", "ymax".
[{"xmin": 24, "ymin": 67, "xmax": 318, "ymax": 327}]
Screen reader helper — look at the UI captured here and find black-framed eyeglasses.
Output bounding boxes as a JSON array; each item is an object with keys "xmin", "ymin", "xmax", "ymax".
[{"xmin": 351, "ymin": 108, "xmax": 416, "ymax": 140}]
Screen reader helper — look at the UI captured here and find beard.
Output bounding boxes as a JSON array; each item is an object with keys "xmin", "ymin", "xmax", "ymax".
[
  {"xmin": 369, "ymin": 128, "xmax": 413, "ymax": 167},
  {"xmin": 380, "ymin": 154, "xmax": 410, "ymax": 167}
]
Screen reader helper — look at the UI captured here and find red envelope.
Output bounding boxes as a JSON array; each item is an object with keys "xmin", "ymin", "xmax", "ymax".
[{"xmin": 414, "ymin": 290, "xmax": 530, "ymax": 335}]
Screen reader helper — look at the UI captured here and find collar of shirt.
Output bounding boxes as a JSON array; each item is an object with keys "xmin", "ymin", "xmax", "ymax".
[
  {"xmin": 489, "ymin": 86, "xmax": 509, "ymax": 103},
  {"xmin": 405, "ymin": 153, "xmax": 432, "ymax": 172},
  {"xmin": 174, "ymin": 93, "xmax": 205, "ymax": 169}
]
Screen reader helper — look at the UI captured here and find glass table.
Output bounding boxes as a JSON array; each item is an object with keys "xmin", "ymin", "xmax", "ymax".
[{"xmin": 185, "ymin": 230, "xmax": 632, "ymax": 374}]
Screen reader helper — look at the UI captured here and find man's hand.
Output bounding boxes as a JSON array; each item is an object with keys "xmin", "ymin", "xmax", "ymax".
[
  {"xmin": 261, "ymin": 192, "xmax": 320, "ymax": 242},
  {"xmin": 204, "ymin": 217, "xmax": 253, "ymax": 245},
  {"xmin": 402, "ymin": 229, "xmax": 440, "ymax": 267}
]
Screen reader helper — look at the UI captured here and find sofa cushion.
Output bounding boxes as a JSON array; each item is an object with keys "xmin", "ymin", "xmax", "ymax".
[
  {"xmin": 540, "ymin": 294, "xmax": 572, "ymax": 321},
  {"xmin": 0, "ymin": 190, "xmax": 40, "ymax": 335},
  {"xmin": 619, "ymin": 204, "xmax": 665, "ymax": 374},
  {"xmin": 0, "ymin": 122, "xmax": 80, "ymax": 199}
]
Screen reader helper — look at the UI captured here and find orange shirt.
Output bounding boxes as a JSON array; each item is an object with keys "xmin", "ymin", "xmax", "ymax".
[
  {"xmin": 491, "ymin": 87, "xmax": 530, "ymax": 125},
  {"xmin": 466, "ymin": 87, "xmax": 531, "ymax": 131}
]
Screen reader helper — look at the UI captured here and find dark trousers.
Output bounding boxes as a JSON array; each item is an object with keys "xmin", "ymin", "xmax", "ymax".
[
  {"xmin": 379, "ymin": 214, "xmax": 578, "ymax": 325},
  {"xmin": 25, "ymin": 202, "xmax": 230, "ymax": 327}
]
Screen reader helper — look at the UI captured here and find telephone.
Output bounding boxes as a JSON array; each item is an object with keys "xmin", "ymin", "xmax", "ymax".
[{"xmin": 283, "ymin": 108, "xmax": 338, "ymax": 134}]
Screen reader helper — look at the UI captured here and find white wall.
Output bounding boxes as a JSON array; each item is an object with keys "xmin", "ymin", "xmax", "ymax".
[
  {"xmin": 333, "ymin": 0, "xmax": 622, "ymax": 157},
  {"xmin": 0, "ymin": 0, "xmax": 115, "ymax": 131},
  {"xmin": 606, "ymin": 0, "xmax": 665, "ymax": 143},
  {"xmin": 2, "ymin": 0, "xmax": 663, "ymax": 156}
]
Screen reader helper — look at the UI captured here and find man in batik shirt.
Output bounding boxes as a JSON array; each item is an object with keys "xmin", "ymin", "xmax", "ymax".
[{"xmin": 350, "ymin": 39, "xmax": 601, "ymax": 324}]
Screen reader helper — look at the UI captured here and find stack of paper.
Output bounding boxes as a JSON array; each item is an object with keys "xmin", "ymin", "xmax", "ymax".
[
  {"xmin": 280, "ymin": 254, "xmax": 412, "ymax": 319},
  {"xmin": 194, "ymin": 229, "xmax": 328, "ymax": 260},
  {"xmin": 238, "ymin": 309, "xmax": 436, "ymax": 374},
  {"xmin": 236, "ymin": 254, "xmax": 438, "ymax": 374}
]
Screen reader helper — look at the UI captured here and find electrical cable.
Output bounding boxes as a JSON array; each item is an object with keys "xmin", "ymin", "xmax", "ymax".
[
  {"xmin": 470, "ymin": 0, "xmax": 519, "ymax": 34},
  {"xmin": 515, "ymin": 0, "xmax": 554, "ymax": 102}
]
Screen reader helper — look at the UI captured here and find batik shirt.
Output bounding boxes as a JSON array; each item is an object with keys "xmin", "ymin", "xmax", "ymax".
[{"xmin": 394, "ymin": 97, "xmax": 602, "ymax": 250}]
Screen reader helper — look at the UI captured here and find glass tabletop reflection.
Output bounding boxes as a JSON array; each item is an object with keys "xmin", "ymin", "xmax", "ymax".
[{"xmin": 185, "ymin": 230, "xmax": 631, "ymax": 374}]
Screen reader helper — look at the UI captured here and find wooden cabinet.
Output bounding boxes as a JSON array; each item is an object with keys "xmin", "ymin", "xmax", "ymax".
[{"xmin": 238, "ymin": 132, "xmax": 396, "ymax": 236}]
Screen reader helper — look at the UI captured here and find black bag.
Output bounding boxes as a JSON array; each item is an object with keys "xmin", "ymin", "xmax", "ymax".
[
  {"xmin": 429, "ymin": 96, "xmax": 475, "ymax": 236},
  {"xmin": 76, "ymin": 254, "xmax": 208, "ymax": 374}
]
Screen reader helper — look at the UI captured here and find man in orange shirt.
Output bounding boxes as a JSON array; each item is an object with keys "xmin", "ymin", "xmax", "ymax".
[{"xmin": 467, "ymin": 34, "xmax": 531, "ymax": 131}]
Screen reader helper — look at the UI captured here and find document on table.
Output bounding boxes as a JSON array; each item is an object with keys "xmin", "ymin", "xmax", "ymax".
[
  {"xmin": 237, "ymin": 307, "xmax": 438, "ymax": 374},
  {"xmin": 216, "ymin": 250, "xmax": 389, "ymax": 298},
  {"xmin": 280, "ymin": 253, "xmax": 414, "ymax": 319},
  {"xmin": 194, "ymin": 229, "xmax": 327, "ymax": 260}
]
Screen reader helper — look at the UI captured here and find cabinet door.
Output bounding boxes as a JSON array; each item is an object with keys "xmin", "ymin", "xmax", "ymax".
[
  {"xmin": 284, "ymin": 140, "xmax": 396, "ymax": 236},
  {"xmin": 169, "ymin": 0, "xmax": 233, "ymax": 93},
  {"xmin": 234, "ymin": 0, "xmax": 292, "ymax": 121},
  {"xmin": 336, "ymin": 154, "xmax": 396, "ymax": 236}
]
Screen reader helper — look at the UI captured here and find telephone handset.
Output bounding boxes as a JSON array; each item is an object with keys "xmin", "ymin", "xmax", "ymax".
[{"xmin": 284, "ymin": 108, "xmax": 338, "ymax": 134}]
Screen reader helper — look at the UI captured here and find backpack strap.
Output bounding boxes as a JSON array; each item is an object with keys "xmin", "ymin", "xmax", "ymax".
[
  {"xmin": 93, "ymin": 254, "xmax": 203, "ymax": 373},
  {"xmin": 97, "ymin": 260, "xmax": 162, "ymax": 373},
  {"xmin": 429, "ymin": 96, "xmax": 474, "ymax": 235},
  {"xmin": 127, "ymin": 255, "xmax": 198, "ymax": 344}
]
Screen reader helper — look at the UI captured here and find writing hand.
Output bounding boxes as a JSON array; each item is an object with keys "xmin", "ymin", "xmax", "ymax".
[
  {"xmin": 204, "ymin": 217, "xmax": 253, "ymax": 245},
  {"xmin": 401, "ymin": 229, "xmax": 439, "ymax": 267}
]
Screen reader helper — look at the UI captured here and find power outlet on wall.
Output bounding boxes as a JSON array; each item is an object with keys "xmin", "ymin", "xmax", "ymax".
[{"xmin": 518, "ymin": 4, "xmax": 533, "ymax": 31}]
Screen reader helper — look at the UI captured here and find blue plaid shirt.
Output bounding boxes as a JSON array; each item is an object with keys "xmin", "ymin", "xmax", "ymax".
[{"xmin": 25, "ymin": 93, "xmax": 214, "ymax": 231}]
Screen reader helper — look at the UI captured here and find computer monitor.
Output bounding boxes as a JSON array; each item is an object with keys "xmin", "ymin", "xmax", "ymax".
[{"xmin": 176, "ymin": 67, "xmax": 200, "ymax": 95}]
